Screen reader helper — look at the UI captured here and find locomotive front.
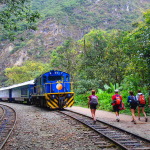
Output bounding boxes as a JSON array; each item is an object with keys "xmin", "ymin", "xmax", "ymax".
[{"xmin": 32, "ymin": 70, "xmax": 74, "ymax": 109}]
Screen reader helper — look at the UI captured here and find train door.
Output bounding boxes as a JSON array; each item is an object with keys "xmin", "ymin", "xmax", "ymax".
[{"xmin": 9, "ymin": 89, "xmax": 13, "ymax": 102}]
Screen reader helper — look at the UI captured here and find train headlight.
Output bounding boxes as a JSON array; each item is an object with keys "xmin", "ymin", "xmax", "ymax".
[
  {"xmin": 56, "ymin": 83, "xmax": 63, "ymax": 90},
  {"xmin": 67, "ymin": 94, "xmax": 71, "ymax": 98},
  {"xmin": 52, "ymin": 94, "xmax": 56, "ymax": 99}
]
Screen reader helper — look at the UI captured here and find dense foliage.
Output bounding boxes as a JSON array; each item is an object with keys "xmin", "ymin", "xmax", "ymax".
[
  {"xmin": 4, "ymin": 61, "xmax": 50, "ymax": 84},
  {"xmin": 48, "ymin": 10, "xmax": 150, "ymax": 114},
  {"xmin": 0, "ymin": 3, "xmax": 149, "ymax": 114},
  {"xmin": 31, "ymin": 0, "xmax": 150, "ymax": 31},
  {"xmin": 3, "ymin": 10, "xmax": 149, "ymax": 90},
  {"xmin": 0, "ymin": 0, "xmax": 40, "ymax": 40},
  {"xmin": 1, "ymin": 0, "xmax": 150, "ymax": 40}
]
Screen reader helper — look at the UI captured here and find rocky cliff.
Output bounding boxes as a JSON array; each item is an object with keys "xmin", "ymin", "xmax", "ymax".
[{"xmin": 0, "ymin": 0, "xmax": 149, "ymax": 73}]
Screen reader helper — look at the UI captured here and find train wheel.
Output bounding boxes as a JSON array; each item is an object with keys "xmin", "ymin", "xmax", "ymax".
[
  {"xmin": 40, "ymin": 98, "xmax": 46, "ymax": 107},
  {"xmin": 27, "ymin": 99, "xmax": 31, "ymax": 105}
]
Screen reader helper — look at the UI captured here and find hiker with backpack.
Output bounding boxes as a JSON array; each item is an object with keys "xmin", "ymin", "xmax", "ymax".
[
  {"xmin": 88, "ymin": 90, "xmax": 99, "ymax": 124},
  {"xmin": 136, "ymin": 89, "xmax": 148, "ymax": 122},
  {"xmin": 127, "ymin": 91, "xmax": 138, "ymax": 124},
  {"xmin": 111, "ymin": 89, "xmax": 122, "ymax": 122}
]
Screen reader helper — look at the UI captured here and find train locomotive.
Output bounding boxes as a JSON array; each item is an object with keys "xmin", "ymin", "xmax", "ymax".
[
  {"xmin": 31, "ymin": 70, "xmax": 74, "ymax": 109},
  {"xmin": 0, "ymin": 70, "xmax": 74, "ymax": 109}
]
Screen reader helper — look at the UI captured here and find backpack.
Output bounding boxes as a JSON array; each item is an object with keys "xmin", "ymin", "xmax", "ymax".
[
  {"xmin": 118, "ymin": 102, "xmax": 125, "ymax": 110},
  {"xmin": 115, "ymin": 95, "xmax": 121, "ymax": 105},
  {"xmin": 129, "ymin": 96, "xmax": 138, "ymax": 105},
  {"xmin": 90, "ymin": 95, "xmax": 98, "ymax": 105},
  {"xmin": 138, "ymin": 94, "xmax": 146, "ymax": 104}
]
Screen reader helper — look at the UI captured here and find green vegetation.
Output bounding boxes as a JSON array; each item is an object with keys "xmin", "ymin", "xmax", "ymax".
[
  {"xmin": 0, "ymin": 0, "xmax": 40, "ymax": 40},
  {"xmin": 4, "ymin": 61, "xmax": 51, "ymax": 85},
  {"xmin": 4, "ymin": 10, "xmax": 148, "ymax": 113},
  {"xmin": 49, "ymin": 10, "xmax": 149, "ymax": 114},
  {"xmin": 0, "ymin": 1, "xmax": 149, "ymax": 114},
  {"xmin": 1, "ymin": 0, "xmax": 150, "ymax": 40},
  {"xmin": 75, "ymin": 88, "xmax": 150, "ymax": 115},
  {"xmin": 30, "ymin": 0, "xmax": 150, "ymax": 31}
]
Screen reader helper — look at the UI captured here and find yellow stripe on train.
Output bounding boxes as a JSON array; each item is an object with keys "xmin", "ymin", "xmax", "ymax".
[
  {"xmin": 47, "ymin": 101, "xmax": 56, "ymax": 109},
  {"xmin": 66, "ymin": 96, "xmax": 74, "ymax": 105},
  {"xmin": 50, "ymin": 100, "xmax": 59, "ymax": 107},
  {"xmin": 68, "ymin": 100, "xmax": 74, "ymax": 107}
]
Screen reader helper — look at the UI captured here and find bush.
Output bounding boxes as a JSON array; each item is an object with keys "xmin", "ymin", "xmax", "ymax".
[{"xmin": 74, "ymin": 88, "xmax": 150, "ymax": 116}]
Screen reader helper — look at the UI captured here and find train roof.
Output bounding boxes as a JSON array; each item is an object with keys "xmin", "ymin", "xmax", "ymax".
[
  {"xmin": 0, "ymin": 80, "xmax": 34, "ymax": 91},
  {"xmin": 35, "ymin": 70, "xmax": 70, "ymax": 79},
  {"xmin": 44, "ymin": 70, "xmax": 69, "ymax": 75}
]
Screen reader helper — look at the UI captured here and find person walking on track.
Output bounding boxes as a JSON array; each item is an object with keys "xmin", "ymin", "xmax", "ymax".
[
  {"xmin": 111, "ymin": 89, "xmax": 122, "ymax": 122},
  {"xmin": 136, "ymin": 89, "xmax": 148, "ymax": 122},
  {"xmin": 88, "ymin": 90, "xmax": 99, "ymax": 124},
  {"xmin": 127, "ymin": 91, "xmax": 138, "ymax": 124}
]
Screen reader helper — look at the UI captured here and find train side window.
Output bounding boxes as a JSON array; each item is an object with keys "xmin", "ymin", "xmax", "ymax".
[
  {"xmin": 61, "ymin": 76, "xmax": 64, "ymax": 81},
  {"xmin": 43, "ymin": 75, "xmax": 47, "ymax": 83},
  {"xmin": 66, "ymin": 76, "xmax": 69, "ymax": 82},
  {"xmin": 21, "ymin": 88, "xmax": 27, "ymax": 95}
]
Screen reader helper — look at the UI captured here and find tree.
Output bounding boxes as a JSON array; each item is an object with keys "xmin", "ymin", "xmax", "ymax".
[
  {"xmin": 5, "ymin": 61, "xmax": 50, "ymax": 84},
  {"xmin": 78, "ymin": 29, "xmax": 108, "ymax": 80},
  {"xmin": 50, "ymin": 38, "xmax": 79, "ymax": 81},
  {"xmin": 0, "ymin": 0, "xmax": 40, "ymax": 40},
  {"xmin": 123, "ymin": 9, "xmax": 150, "ymax": 88},
  {"xmin": 104, "ymin": 30, "xmax": 129, "ymax": 87}
]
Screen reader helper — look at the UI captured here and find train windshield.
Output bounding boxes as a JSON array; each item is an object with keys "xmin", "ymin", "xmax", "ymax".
[{"xmin": 48, "ymin": 76, "xmax": 64, "ymax": 81}]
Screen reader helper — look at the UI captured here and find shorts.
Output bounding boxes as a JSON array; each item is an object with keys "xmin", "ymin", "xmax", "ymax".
[
  {"xmin": 90, "ymin": 104, "xmax": 97, "ymax": 109},
  {"xmin": 130, "ymin": 105, "xmax": 137, "ymax": 110},
  {"xmin": 113, "ymin": 105, "xmax": 120, "ymax": 112},
  {"xmin": 138, "ymin": 104, "xmax": 145, "ymax": 107}
]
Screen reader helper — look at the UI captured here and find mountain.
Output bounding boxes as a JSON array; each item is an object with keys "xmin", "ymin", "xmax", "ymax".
[{"xmin": 0, "ymin": 0, "xmax": 150, "ymax": 73}]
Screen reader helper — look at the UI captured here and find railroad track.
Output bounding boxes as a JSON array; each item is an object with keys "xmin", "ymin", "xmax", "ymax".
[
  {"xmin": 0, "ymin": 104, "xmax": 17, "ymax": 149},
  {"xmin": 60, "ymin": 110, "xmax": 150, "ymax": 150}
]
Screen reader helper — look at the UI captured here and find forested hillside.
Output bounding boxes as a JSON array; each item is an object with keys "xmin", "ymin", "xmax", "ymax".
[
  {"xmin": 0, "ymin": 0, "xmax": 149, "ymax": 69},
  {"xmin": 31, "ymin": 0, "xmax": 150, "ymax": 30},
  {"xmin": 0, "ymin": 0, "xmax": 149, "ymax": 99}
]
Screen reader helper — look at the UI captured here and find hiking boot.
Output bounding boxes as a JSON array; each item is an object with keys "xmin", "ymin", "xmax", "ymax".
[
  {"xmin": 138, "ymin": 118, "xmax": 140, "ymax": 121},
  {"xmin": 145, "ymin": 118, "xmax": 148, "ymax": 122},
  {"xmin": 133, "ymin": 120, "xmax": 136, "ymax": 124},
  {"xmin": 93, "ymin": 120, "xmax": 96, "ymax": 124},
  {"xmin": 116, "ymin": 118, "xmax": 120, "ymax": 122},
  {"xmin": 131, "ymin": 120, "xmax": 134, "ymax": 122}
]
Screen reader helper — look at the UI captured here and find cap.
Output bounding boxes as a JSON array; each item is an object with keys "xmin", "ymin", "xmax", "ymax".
[{"xmin": 115, "ymin": 89, "xmax": 119, "ymax": 92}]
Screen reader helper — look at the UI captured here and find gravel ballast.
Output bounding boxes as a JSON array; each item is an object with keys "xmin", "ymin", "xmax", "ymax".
[{"xmin": 0, "ymin": 102, "xmax": 118, "ymax": 150}]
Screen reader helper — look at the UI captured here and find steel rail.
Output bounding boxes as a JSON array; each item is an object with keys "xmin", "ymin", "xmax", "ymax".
[
  {"xmin": 68, "ymin": 109, "xmax": 150, "ymax": 143},
  {"xmin": 0, "ymin": 106, "xmax": 5, "ymax": 121},
  {"xmin": 0, "ymin": 104, "xmax": 17, "ymax": 149},
  {"xmin": 60, "ymin": 110, "xmax": 127, "ymax": 150},
  {"xmin": 60, "ymin": 109, "xmax": 150, "ymax": 150}
]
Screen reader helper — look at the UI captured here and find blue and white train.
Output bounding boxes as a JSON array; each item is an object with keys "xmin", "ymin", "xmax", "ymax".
[
  {"xmin": 0, "ymin": 70, "xmax": 74, "ymax": 109},
  {"xmin": 0, "ymin": 80, "xmax": 34, "ymax": 104}
]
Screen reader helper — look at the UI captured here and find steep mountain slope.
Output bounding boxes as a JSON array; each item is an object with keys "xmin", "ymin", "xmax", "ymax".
[{"xmin": 0, "ymin": 0, "xmax": 149, "ymax": 72}]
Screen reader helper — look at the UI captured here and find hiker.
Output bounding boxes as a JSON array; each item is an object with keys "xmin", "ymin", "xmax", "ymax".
[
  {"xmin": 127, "ymin": 91, "xmax": 138, "ymax": 124},
  {"xmin": 111, "ymin": 89, "xmax": 122, "ymax": 122},
  {"xmin": 88, "ymin": 90, "xmax": 99, "ymax": 124},
  {"xmin": 136, "ymin": 89, "xmax": 148, "ymax": 122}
]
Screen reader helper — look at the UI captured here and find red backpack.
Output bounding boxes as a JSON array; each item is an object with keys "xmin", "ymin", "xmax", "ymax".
[
  {"xmin": 115, "ymin": 95, "xmax": 121, "ymax": 105},
  {"xmin": 138, "ymin": 94, "xmax": 146, "ymax": 104}
]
